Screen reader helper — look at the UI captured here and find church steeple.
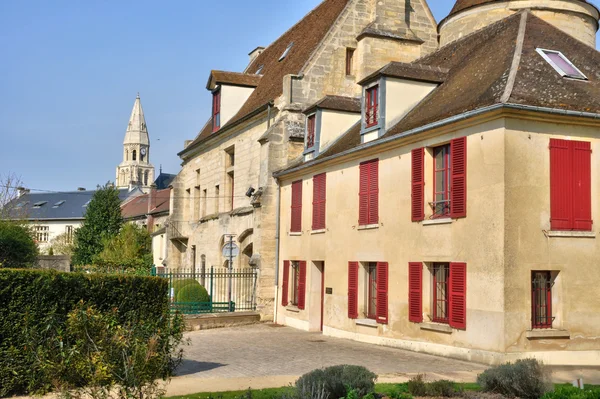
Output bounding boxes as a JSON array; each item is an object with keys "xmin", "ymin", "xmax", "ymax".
[{"xmin": 116, "ymin": 94, "xmax": 155, "ymax": 191}]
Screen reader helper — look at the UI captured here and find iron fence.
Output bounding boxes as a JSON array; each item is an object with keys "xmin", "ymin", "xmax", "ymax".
[{"xmin": 152, "ymin": 266, "xmax": 258, "ymax": 315}]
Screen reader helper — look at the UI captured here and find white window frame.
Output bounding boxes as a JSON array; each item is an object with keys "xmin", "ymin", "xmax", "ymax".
[{"xmin": 536, "ymin": 48, "xmax": 587, "ymax": 80}]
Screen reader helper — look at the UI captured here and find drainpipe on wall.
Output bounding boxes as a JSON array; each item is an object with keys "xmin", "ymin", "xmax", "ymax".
[{"xmin": 273, "ymin": 177, "xmax": 281, "ymax": 324}]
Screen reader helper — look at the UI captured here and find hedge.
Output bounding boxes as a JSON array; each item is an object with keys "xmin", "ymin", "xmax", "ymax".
[{"xmin": 0, "ymin": 268, "xmax": 172, "ymax": 396}]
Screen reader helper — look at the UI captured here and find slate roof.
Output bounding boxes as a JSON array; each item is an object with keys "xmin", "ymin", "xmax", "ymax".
[
  {"xmin": 154, "ymin": 173, "xmax": 176, "ymax": 190},
  {"xmin": 180, "ymin": 0, "xmax": 351, "ymax": 156},
  {"xmin": 303, "ymin": 95, "xmax": 361, "ymax": 114},
  {"xmin": 358, "ymin": 62, "xmax": 449, "ymax": 85},
  {"xmin": 206, "ymin": 71, "xmax": 262, "ymax": 90},
  {"xmin": 121, "ymin": 188, "xmax": 170, "ymax": 220},
  {"xmin": 276, "ymin": 11, "xmax": 600, "ymax": 176},
  {"xmin": 4, "ymin": 188, "xmax": 137, "ymax": 221}
]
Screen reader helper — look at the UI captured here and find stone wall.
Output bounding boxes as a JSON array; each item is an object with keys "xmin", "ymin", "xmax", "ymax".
[{"xmin": 37, "ymin": 255, "xmax": 71, "ymax": 272}]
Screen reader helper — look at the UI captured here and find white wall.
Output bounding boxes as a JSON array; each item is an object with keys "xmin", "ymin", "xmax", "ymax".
[
  {"xmin": 220, "ymin": 85, "xmax": 255, "ymax": 127},
  {"xmin": 30, "ymin": 220, "xmax": 81, "ymax": 254},
  {"xmin": 385, "ymin": 78, "xmax": 438, "ymax": 130}
]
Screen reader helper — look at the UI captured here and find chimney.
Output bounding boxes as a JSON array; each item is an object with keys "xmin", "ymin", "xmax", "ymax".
[
  {"xmin": 77, "ymin": 187, "xmax": 86, "ymax": 191},
  {"xmin": 17, "ymin": 187, "xmax": 30, "ymax": 197},
  {"xmin": 248, "ymin": 46, "xmax": 265, "ymax": 66}
]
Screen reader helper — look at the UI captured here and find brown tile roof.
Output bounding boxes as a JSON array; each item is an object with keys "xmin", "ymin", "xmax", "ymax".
[
  {"xmin": 358, "ymin": 62, "xmax": 449, "ymax": 85},
  {"xmin": 206, "ymin": 71, "xmax": 262, "ymax": 90},
  {"xmin": 448, "ymin": 0, "xmax": 596, "ymax": 17},
  {"xmin": 303, "ymin": 95, "xmax": 361, "ymax": 114},
  {"xmin": 180, "ymin": 0, "xmax": 351, "ymax": 156},
  {"xmin": 276, "ymin": 11, "xmax": 600, "ymax": 176},
  {"xmin": 121, "ymin": 189, "xmax": 170, "ymax": 220}
]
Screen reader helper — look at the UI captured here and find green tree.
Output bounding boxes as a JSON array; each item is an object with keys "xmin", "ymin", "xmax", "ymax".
[
  {"xmin": 49, "ymin": 232, "xmax": 74, "ymax": 257},
  {"xmin": 94, "ymin": 223, "xmax": 153, "ymax": 272},
  {"xmin": 72, "ymin": 184, "xmax": 123, "ymax": 265},
  {"xmin": 0, "ymin": 221, "xmax": 38, "ymax": 268}
]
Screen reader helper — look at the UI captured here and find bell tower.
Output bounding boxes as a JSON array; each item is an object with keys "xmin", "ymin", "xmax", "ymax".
[{"xmin": 116, "ymin": 94, "xmax": 155, "ymax": 191}]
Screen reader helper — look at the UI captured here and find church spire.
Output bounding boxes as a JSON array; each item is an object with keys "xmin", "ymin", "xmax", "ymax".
[{"xmin": 127, "ymin": 93, "xmax": 147, "ymax": 135}]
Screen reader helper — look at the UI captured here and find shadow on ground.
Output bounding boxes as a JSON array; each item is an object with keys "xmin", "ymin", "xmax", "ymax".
[{"xmin": 176, "ymin": 360, "xmax": 227, "ymax": 376}]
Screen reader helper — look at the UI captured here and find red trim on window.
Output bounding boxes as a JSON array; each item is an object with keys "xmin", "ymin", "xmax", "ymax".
[
  {"xmin": 297, "ymin": 261, "xmax": 307, "ymax": 310},
  {"xmin": 306, "ymin": 114, "xmax": 316, "ymax": 148},
  {"xmin": 365, "ymin": 85, "xmax": 379, "ymax": 128},
  {"xmin": 282, "ymin": 260, "xmax": 290, "ymax": 307},
  {"xmin": 449, "ymin": 262, "xmax": 467, "ymax": 330},
  {"xmin": 531, "ymin": 271, "xmax": 553, "ymax": 329},
  {"xmin": 433, "ymin": 145, "xmax": 451, "ymax": 218},
  {"xmin": 376, "ymin": 262, "xmax": 388, "ymax": 324},
  {"xmin": 291, "ymin": 180, "xmax": 302, "ymax": 232},
  {"xmin": 450, "ymin": 137, "xmax": 467, "ymax": 218},
  {"xmin": 359, "ymin": 159, "xmax": 379, "ymax": 226},
  {"xmin": 408, "ymin": 262, "xmax": 423, "ymax": 323},
  {"xmin": 212, "ymin": 90, "xmax": 221, "ymax": 132},
  {"xmin": 367, "ymin": 264, "xmax": 377, "ymax": 319},
  {"xmin": 348, "ymin": 262, "xmax": 359, "ymax": 319},
  {"xmin": 411, "ymin": 148, "xmax": 425, "ymax": 222},
  {"xmin": 312, "ymin": 173, "xmax": 326, "ymax": 230}
]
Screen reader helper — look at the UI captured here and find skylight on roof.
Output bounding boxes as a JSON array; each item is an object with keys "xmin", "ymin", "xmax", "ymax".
[
  {"xmin": 279, "ymin": 42, "xmax": 294, "ymax": 62},
  {"xmin": 83, "ymin": 200, "xmax": 91, "ymax": 208},
  {"xmin": 256, "ymin": 65, "xmax": 264, "ymax": 75},
  {"xmin": 53, "ymin": 200, "xmax": 66, "ymax": 208},
  {"xmin": 536, "ymin": 48, "xmax": 587, "ymax": 80},
  {"xmin": 33, "ymin": 201, "xmax": 47, "ymax": 208}
]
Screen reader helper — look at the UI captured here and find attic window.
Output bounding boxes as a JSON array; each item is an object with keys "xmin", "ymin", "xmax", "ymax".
[
  {"xmin": 16, "ymin": 202, "xmax": 28, "ymax": 208},
  {"xmin": 33, "ymin": 201, "xmax": 48, "ymax": 208},
  {"xmin": 256, "ymin": 65, "xmax": 264, "ymax": 75},
  {"xmin": 536, "ymin": 48, "xmax": 587, "ymax": 80},
  {"xmin": 279, "ymin": 42, "xmax": 294, "ymax": 61},
  {"xmin": 53, "ymin": 200, "xmax": 66, "ymax": 208},
  {"xmin": 83, "ymin": 200, "xmax": 91, "ymax": 208}
]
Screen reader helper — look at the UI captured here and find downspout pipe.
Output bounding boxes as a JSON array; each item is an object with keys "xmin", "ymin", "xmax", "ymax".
[{"xmin": 273, "ymin": 177, "xmax": 282, "ymax": 324}]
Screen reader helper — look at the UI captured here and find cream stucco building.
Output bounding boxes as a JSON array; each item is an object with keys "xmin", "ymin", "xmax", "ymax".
[{"xmin": 274, "ymin": 0, "xmax": 600, "ymax": 365}]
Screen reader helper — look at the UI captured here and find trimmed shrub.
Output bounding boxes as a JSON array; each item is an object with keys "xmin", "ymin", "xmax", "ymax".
[
  {"xmin": 477, "ymin": 359, "xmax": 553, "ymax": 399},
  {"xmin": 0, "ymin": 268, "xmax": 182, "ymax": 396},
  {"xmin": 0, "ymin": 222, "xmax": 38, "ymax": 268},
  {"xmin": 542, "ymin": 384, "xmax": 600, "ymax": 399},
  {"xmin": 427, "ymin": 380, "xmax": 459, "ymax": 397},
  {"xmin": 173, "ymin": 278, "xmax": 200, "ymax": 295},
  {"xmin": 407, "ymin": 375, "xmax": 428, "ymax": 397},
  {"xmin": 176, "ymin": 281, "xmax": 210, "ymax": 303},
  {"xmin": 295, "ymin": 365, "xmax": 376, "ymax": 398}
]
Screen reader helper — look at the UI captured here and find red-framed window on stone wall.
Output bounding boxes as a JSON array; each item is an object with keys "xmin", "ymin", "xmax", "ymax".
[
  {"xmin": 365, "ymin": 85, "xmax": 379, "ymax": 128},
  {"xmin": 281, "ymin": 260, "xmax": 306, "ymax": 309},
  {"xmin": 433, "ymin": 263, "xmax": 450, "ymax": 323},
  {"xmin": 367, "ymin": 263, "xmax": 377, "ymax": 320},
  {"xmin": 291, "ymin": 180, "xmax": 303, "ymax": 232},
  {"xmin": 532, "ymin": 271, "xmax": 554, "ymax": 329},
  {"xmin": 306, "ymin": 114, "xmax": 316, "ymax": 149},
  {"xmin": 433, "ymin": 145, "xmax": 451, "ymax": 218},
  {"xmin": 212, "ymin": 89, "xmax": 221, "ymax": 132},
  {"xmin": 312, "ymin": 173, "xmax": 326, "ymax": 230},
  {"xmin": 550, "ymin": 138, "xmax": 592, "ymax": 231},
  {"xmin": 359, "ymin": 159, "xmax": 379, "ymax": 226},
  {"xmin": 347, "ymin": 261, "xmax": 388, "ymax": 324}
]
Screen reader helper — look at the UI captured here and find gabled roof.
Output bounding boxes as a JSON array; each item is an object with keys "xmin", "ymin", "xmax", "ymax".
[
  {"xmin": 206, "ymin": 71, "xmax": 262, "ymax": 90},
  {"xmin": 180, "ymin": 0, "xmax": 351, "ymax": 157},
  {"xmin": 275, "ymin": 11, "xmax": 600, "ymax": 176},
  {"xmin": 3, "ymin": 188, "xmax": 137, "ymax": 221},
  {"xmin": 303, "ymin": 95, "xmax": 361, "ymax": 114},
  {"xmin": 358, "ymin": 62, "xmax": 449, "ymax": 85},
  {"xmin": 121, "ymin": 188, "xmax": 170, "ymax": 220}
]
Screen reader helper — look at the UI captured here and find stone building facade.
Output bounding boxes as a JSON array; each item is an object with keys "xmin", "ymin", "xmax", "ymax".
[
  {"xmin": 167, "ymin": 0, "xmax": 439, "ymax": 320},
  {"xmin": 274, "ymin": 0, "xmax": 600, "ymax": 365}
]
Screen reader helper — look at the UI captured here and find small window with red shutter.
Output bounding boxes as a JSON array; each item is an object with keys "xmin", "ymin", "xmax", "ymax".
[
  {"xmin": 348, "ymin": 261, "xmax": 388, "ymax": 324},
  {"xmin": 291, "ymin": 180, "xmax": 303, "ymax": 233},
  {"xmin": 282, "ymin": 260, "xmax": 307, "ymax": 309},
  {"xmin": 411, "ymin": 148, "xmax": 425, "ymax": 222},
  {"xmin": 365, "ymin": 85, "xmax": 379, "ymax": 128},
  {"xmin": 212, "ymin": 89, "xmax": 221, "ymax": 132},
  {"xmin": 359, "ymin": 159, "xmax": 379, "ymax": 226},
  {"xmin": 312, "ymin": 173, "xmax": 326, "ymax": 230},
  {"xmin": 306, "ymin": 114, "xmax": 316, "ymax": 149}
]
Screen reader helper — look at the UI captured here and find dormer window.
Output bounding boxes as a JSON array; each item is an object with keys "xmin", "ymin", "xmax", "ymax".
[
  {"xmin": 279, "ymin": 42, "xmax": 294, "ymax": 61},
  {"xmin": 33, "ymin": 201, "xmax": 48, "ymax": 209},
  {"xmin": 212, "ymin": 89, "xmax": 221, "ymax": 132},
  {"xmin": 256, "ymin": 65, "xmax": 264, "ymax": 75},
  {"xmin": 365, "ymin": 85, "xmax": 379, "ymax": 128},
  {"xmin": 536, "ymin": 48, "xmax": 587, "ymax": 80},
  {"xmin": 306, "ymin": 114, "xmax": 316, "ymax": 149}
]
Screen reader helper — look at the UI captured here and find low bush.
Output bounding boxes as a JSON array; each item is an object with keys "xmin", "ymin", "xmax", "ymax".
[
  {"xmin": 427, "ymin": 379, "xmax": 459, "ymax": 397},
  {"xmin": 176, "ymin": 282, "xmax": 210, "ymax": 303},
  {"xmin": 542, "ymin": 384, "xmax": 600, "ymax": 399},
  {"xmin": 477, "ymin": 358, "xmax": 553, "ymax": 399},
  {"xmin": 295, "ymin": 365, "xmax": 376, "ymax": 398},
  {"xmin": 407, "ymin": 375, "xmax": 427, "ymax": 397},
  {"xmin": 0, "ymin": 221, "xmax": 38, "ymax": 268},
  {"xmin": 173, "ymin": 278, "xmax": 201, "ymax": 295}
]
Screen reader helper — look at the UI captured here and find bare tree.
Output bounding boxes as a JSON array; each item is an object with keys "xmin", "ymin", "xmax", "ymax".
[{"xmin": 0, "ymin": 172, "xmax": 27, "ymax": 220}]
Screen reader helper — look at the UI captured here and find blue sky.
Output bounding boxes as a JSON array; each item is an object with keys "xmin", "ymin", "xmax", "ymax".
[{"xmin": 0, "ymin": 1, "xmax": 598, "ymax": 192}]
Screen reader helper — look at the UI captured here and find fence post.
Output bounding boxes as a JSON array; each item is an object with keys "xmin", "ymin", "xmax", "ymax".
[{"xmin": 210, "ymin": 266, "xmax": 214, "ymax": 313}]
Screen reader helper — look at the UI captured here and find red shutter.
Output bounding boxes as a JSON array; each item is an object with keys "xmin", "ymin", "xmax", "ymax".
[
  {"xmin": 348, "ymin": 262, "xmax": 359, "ymax": 319},
  {"xmin": 408, "ymin": 262, "xmax": 423, "ymax": 323},
  {"xmin": 291, "ymin": 180, "xmax": 302, "ymax": 232},
  {"xmin": 359, "ymin": 163, "xmax": 369, "ymax": 225},
  {"xmin": 282, "ymin": 260, "xmax": 290, "ymax": 307},
  {"xmin": 450, "ymin": 137, "xmax": 467, "ymax": 218},
  {"xmin": 411, "ymin": 148, "xmax": 425, "ymax": 222},
  {"xmin": 312, "ymin": 174, "xmax": 326, "ymax": 230},
  {"xmin": 297, "ymin": 261, "xmax": 307, "ymax": 310},
  {"xmin": 449, "ymin": 262, "xmax": 467, "ymax": 330},
  {"xmin": 376, "ymin": 262, "xmax": 388, "ymax": 324},
  {"xmin": 550, "ymin": 139, "xmax": 572, "ymax": 230},
  {"xmin": 369, "ymin": 160, "xmax": 379, "ymax": 225},
  {"xmin": 572, "ymin": 141, "xmax": 592, "ymax": 231}
]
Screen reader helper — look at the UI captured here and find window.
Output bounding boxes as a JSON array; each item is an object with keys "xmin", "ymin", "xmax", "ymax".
[
  {"xmin": 359, "ymin": 159, "xmax": 378, "ymax": 226},
  {"xmin": 53, "ymin": 200, "xmax": 66, "ymax": 208},
  {"xmin": 536, "ymin": 48, "xmax": 587, "ymax": 80},
  {"xmin": 346, "ymin": 48, "xmax": 355, "ymax": 76},
  {"xmin": 550, "ymin": 139, "xmax": 592, "ymax": 231},
  {"xmin": 65, "ymin": 225, "xmax": 74, "ymax": 243},
  {"xmin": 225, "ymin": 147, "xmax": 235, "ymax": 167},
  {"xmin": 212, "ymin": 89, "xmax": 221, "ymax": 132},
  {"xmin": 34, "ymin": 226, "xmax": 49, "ymax": 243},
  {"xmin": 33, "ymin": 201, "xmax": 48, "ymax": 209},
  {"xmin": 306, "ymin": 114, "xmax": 316, "ymax": 149},
  {"xmin": 279, "ymin": 42, "xmax": 294, "ymax": 61},
  {"xmin": 194, "ymin": 186, "xmax": 201, "ymax": 220},
  {"xmin": 227, "ymin": 171, "xmax": 234, "ymax": 211},
  {"xmin": 215, "ymin": 185, "xmax": 220, "ymax": 213},
  {"xmin": 255, "ymin": 65, "xmax": 264, "ymax": 75},
  {"xmin": 312, "ymin": 173, "xmax": 326, "ymax": 230},
  {"xmin": 202, "ymin": 189, "xmax": 207, "ymax": 217},
  {"xmin": 531, "ymin": 271, "xmax": 554, "ymax": 329},
  {"xmin": 367, "ymin": 263, "xmax": 377, "ymax": 319},
  {"xmin": 432, "ymin": 263, "xmax": 450, "ymax": 323},
  {"xmin": 433, "ymin": 144, "xmax": 451, "ymax": 217},
  {"xmin": 281, "ymin": 260, "xmax": 306, "ymax": 309},
  {"xmin": 365, "ymin": 85, "xmax": 379, "ymax": 128},
  {"xmin": 144, "ymin": 170, "xmax": 149, "ymax": 186},
  {"xmin": 291, "ymin": 180, "xmax": 302, "ymax": 232},
  {"xmin": 132, "ymin": 150, "xmax": 137, "ymax": 161}
]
